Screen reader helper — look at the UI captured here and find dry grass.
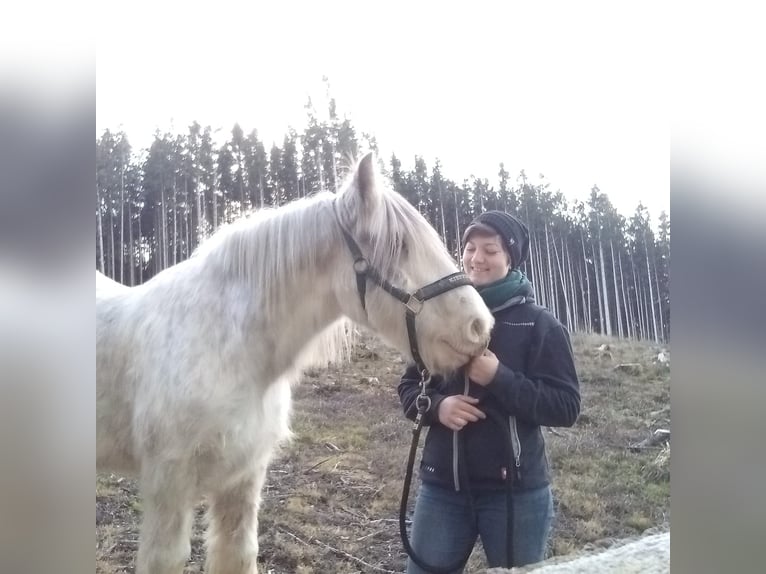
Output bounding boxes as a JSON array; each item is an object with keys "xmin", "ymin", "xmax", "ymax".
[{"xmin": 96, "ymin": 331, "xmax": 670, "ymax": 573}]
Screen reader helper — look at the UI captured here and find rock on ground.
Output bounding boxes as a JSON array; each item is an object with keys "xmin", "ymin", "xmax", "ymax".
[{"xmin": 487, "ymin": 531, "xmax": 669, "ymax": 574}]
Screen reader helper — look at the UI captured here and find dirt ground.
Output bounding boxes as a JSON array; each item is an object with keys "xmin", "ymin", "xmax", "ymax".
[{"xmin": 96, "ymin": 331, "xmax": 670, "ymax": 573}]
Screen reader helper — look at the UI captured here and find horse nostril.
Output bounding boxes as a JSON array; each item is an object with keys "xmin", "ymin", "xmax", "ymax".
[{"xmin": 470, "ymin": 318, "xmax": 488, "ymax": 341}]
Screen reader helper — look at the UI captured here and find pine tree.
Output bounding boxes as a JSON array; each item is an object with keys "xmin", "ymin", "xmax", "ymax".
[
  {"xmin": 657, "ymin": 211, "xmax": 670, "ymax": 342},
  {"xmin": 199, "ymin": 126, "xmax": 216, "ymax": 235},
  {"xmin": 94, "ymin": 112, "xmax": 670, "ymax": 339},
  {"xmin": 280, "ymin": 130, "xmax": 300, "ymax": 203},
  {"xmin": 216, "ymin": 141, "xmax": 235, "ymax": 224},
  {"xmin": 245, "ymin": 129, "xmax": 268, "ymax": 206},
  {"xmin": 267, "ymin": 144, "xmax": 282, "ymax": 206},
  {"xmin": 230, "ymin": 123, "xmax": 248, "ymax": 215}
]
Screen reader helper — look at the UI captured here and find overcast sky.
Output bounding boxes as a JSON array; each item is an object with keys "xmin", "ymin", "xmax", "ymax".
[{"xmin": 97, "ymin": 1, "xmax": 669, "ymax": 222}]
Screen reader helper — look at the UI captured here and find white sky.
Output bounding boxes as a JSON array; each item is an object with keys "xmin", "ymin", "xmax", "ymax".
[{"xmin": 97, "ymin": 1, "xmax": 669, "ymax": 222}]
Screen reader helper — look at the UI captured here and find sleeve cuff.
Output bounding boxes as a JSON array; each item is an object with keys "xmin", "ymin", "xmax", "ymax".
[{"xmin": 485, "ymin": 362, "xmax": 516, "ymax": 395}]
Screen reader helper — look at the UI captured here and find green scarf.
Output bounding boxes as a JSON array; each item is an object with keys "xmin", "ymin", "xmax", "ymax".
[{"xmin": 476, "ymin": 269, "xmax": 534, "ymax": 310}]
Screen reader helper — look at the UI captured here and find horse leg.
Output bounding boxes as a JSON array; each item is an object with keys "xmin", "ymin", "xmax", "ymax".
[
  {"xmin": 135, "ymin": 465, "xmax": 195, "ymax": 574},
  {"xmin": 204, "ymin": 465, "xmax": 267, "ymax": 574}
]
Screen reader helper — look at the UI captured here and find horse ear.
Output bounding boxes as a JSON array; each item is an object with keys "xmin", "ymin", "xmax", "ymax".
[
  {"xmin": 344, "ymin": 151, "xmax": 381, "ymax": 221},
  {"xmin": 356, "ymin": 152, "xmax": 376, "ymax": 200}
]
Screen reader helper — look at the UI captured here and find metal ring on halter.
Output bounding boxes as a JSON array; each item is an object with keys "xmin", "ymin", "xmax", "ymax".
[{"xmin": 415, "ymin": 393, "xmax": 432, "ymax": 414}]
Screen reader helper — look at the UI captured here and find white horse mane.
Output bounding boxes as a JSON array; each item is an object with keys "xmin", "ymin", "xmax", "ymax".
[
  {"xmin": 187, "ymin": 168, "xmax": 454, "ymax": 372},
  {"xmin": 194, "ymin": 171, "xmax": 451, "ymax": 299}
]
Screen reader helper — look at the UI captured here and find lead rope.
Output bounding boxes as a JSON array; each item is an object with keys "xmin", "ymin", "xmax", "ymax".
[
  {"xmin": 399, "ymin": 369, "xmax": 473, "ymax": 574},
  {"xmin": 399, "ymin": 370, "xmax": 516, "ymax": 572}
]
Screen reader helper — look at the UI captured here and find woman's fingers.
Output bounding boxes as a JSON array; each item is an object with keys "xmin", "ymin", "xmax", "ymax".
[
  {"xmin": 438, "ymin": 395, "xmax": 486, "ymax": 430},
  {"xmin": 455, "ymin": 403, "xmax": 486, "ymax": 421},
  {"xmin": 456, "ymin": 409, "xmax": 480, "ymax": 423}
]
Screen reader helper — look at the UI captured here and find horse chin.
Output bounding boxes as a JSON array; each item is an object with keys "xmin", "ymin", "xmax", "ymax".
[{"xmin": 423, "ymin": 342, "xmax": 474, "ymax": 377}]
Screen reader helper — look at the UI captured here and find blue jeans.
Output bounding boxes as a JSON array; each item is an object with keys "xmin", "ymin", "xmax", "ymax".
[{"xmin": 405, "ymin": 482, "xmax": 554, "ymax": 573}]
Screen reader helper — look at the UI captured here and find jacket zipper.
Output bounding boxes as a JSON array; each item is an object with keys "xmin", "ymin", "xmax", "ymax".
[
  {"xmin": 453, "ymin": 374, "xmax": 471, "ymax": 491},
  {"xmin": 509, "ymin": 416, "xmax": 522, "ymax": 480}
]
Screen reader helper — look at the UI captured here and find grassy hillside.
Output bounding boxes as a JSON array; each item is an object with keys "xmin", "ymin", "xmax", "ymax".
[{"xmin": 96, "ymin": 331, "xmax": 670, "ymax": 573}]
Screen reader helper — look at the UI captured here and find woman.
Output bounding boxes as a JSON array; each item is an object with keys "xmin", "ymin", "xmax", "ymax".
[{"xmin": 398, "ymin": 210, "xmax": 581, "ymax": 572}]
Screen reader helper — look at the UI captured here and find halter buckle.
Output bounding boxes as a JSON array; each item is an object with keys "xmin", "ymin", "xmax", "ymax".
[{"xmin": 405, "ymin": 295, "xmax": 424, "ymax": 315}]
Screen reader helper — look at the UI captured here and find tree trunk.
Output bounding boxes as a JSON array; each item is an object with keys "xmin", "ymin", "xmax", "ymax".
[
  {"xmin": 332, "ymin": 143, "xmax": 339, "ymax": 193},
  {"xmin": 109, "ymin": 204, "xmax": 115, "ymax": 280},
  {"xmin": 153, "ymin": 209, "xmax": 160, "ymax": 276},
  {"xmin": 453, "ymin": 186, "xmax": 461, "ymax": 262},
  {"xmin": 618, "ymin": 249, "xmax": 632, "ymax": 339},
  {"xmin": 239, "ymin": 154, "xmax": 246, "ymax": 215},
  {"xmin": 119, "ymin": 159, "xmax": 125, "ymax": 284},
  {"xmin": 564, "ymin": 236, "xmax": 579, "ymax": 331},
  {"xmin": 438, "ymin": 180, "xmax": 447, "ymax": 243},
  {"xmin": 633, "ymin": 256, "xmax": 646, "ymax": 340},
  {"xmin": 317, "ymin": 145, "xmax": 324, "ymax": 192},
  {"xmin": 137, "ymin": 204, "xmax": 143, "ymax": 284},
  {"xmin": 195, "ymin": 177, "xmax": 203, "ymax": 246},
  {"xmin": 532, "ymin": 230, "xmax": 545, "ymax": 307},
  {"xmin": 172, "ymin": 175, "xmax": 178, "ymax": 266},
  {"xmin": 160, "ymin": 177, "xmax": 168, "ymax": 270},
  {"xmin": 212, "ymin": 185, "xmax": 218, "ymax": 233},
  {"xmin": 551, "ymin": 230, "xmax": 571, "ymax": 328},
  {"xmin": 610, "ymin": 239, "xmax": 623, "ymax": 338},
  {"xmin": 97, "ymin": 185, "xmax": 105, "ymax": 274},
  {"xmin": 575, "ymin": 260, "xmax": 588, "ymax": 333},
  {"xmin": 544, "ymin": 223, "xmax": 557, "ymax": 318},
  {"xmin": 591, "ymin": 240, "xmax": 603, "ymax": 334},
  {"xmin": 644, "ymin": 231, "xmax": 659, "ymax": 343},
  {"xmin": 597, "ymin": 221, "xmax": 612, "ymax": 336},
  {"xmin": 653, "ymin": 254, "xmax": 666, "ymax": 343},
  {"xmin": 259, "ymin": 172, "xmax": 265, "ymax": 209},
  {"xmin": 580, "ymin": 230, "xmax": 592, "ymax": 332},
  {"xmin": 128, "ymin": 199, "xmax": 135, "ymax": 286}
]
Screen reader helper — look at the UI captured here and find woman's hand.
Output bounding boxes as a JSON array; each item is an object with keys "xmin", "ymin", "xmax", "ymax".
[
  {"xmin": 437, "ymin": 395, "xmax": 486, "ymax": 431},
  {"xmin": 466, "ymin": 349, "xmax": 500, "ymax": 386}
]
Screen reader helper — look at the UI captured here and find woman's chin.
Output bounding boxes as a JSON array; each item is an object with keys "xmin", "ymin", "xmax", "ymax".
[{"xmin": 468, "ymin": 274, "xmax": 491, "ymax": 287}]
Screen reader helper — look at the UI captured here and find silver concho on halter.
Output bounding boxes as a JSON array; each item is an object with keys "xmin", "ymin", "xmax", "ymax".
[{"xmin": 353, "ymin": 258, "xmax": 369, "ymax": 274}]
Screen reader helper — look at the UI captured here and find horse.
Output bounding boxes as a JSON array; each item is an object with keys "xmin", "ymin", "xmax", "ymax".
[{"xmin": 96, "ymin": 152, "xmax": 494, "ymax": 574}]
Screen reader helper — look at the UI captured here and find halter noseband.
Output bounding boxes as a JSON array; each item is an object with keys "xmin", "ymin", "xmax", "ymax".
[{"xmin": 332, "ymin": 199, "xmax": 472, "ymax": 376}]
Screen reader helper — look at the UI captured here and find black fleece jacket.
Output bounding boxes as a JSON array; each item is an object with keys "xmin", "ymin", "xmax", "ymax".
[{"xmin": 398, "ymin": 300, "xmax": 580, "ymax": 491}]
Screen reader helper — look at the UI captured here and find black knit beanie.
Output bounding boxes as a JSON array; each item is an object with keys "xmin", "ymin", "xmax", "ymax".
[{"xmin": 463, "ymin": 210, "xmax": 530, "ymax": 269}]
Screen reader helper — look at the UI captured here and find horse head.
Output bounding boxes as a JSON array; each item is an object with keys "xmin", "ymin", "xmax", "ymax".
[{"xmin": 334, "ymin": 152, "xmax": 493, "ymax": 375}]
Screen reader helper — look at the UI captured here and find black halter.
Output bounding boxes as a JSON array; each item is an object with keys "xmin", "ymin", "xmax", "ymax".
[{"xmin": 332, "ymin": 199, "xmax": 472, "ymax": 376}]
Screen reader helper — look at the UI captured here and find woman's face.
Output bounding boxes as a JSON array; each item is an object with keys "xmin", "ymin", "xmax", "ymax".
[{"xmin": 462, "ymin": 232, "xmax": 511, "ymax": 286}]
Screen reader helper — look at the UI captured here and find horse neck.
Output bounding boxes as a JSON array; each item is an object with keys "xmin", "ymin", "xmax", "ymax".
[{"xmin": 201, "ymin": 199, "xmax": 349, "ymax": 378}]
